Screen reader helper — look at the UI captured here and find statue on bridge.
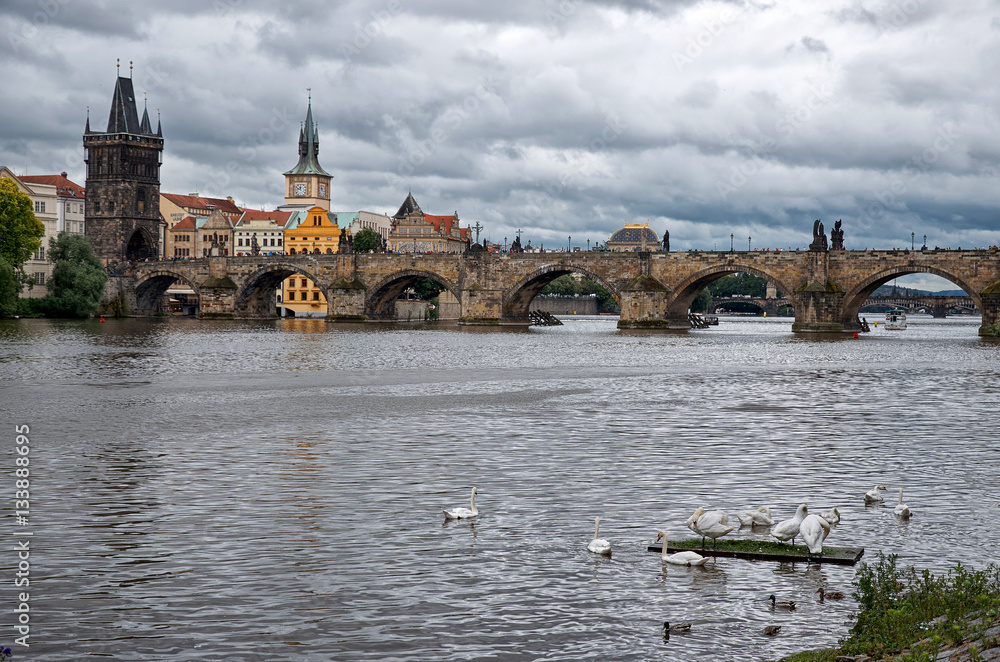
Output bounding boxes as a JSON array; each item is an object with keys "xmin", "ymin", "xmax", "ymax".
[
  {"xmin": 250, "ymin": 234, "xmax": 260, "ymax": 256},
  {"xmin": 510, "ymin": 235, "xmax": 524, "ymax": 253},
  {"xmin": 337, "ymin": 226, "xmax": 352, "ymax": 254},
  {"xmin": 662, "ymin": 229, "xmax": 670, "ymax": 252},
  {"xmin": 830, "ymin": 219, "xmax": 844, "ymax": 251},
  {"xmin": 809, "ymin": 219, "xmax": 828, "ymax": 252}
]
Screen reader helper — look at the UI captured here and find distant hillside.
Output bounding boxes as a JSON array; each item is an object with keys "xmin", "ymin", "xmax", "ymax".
[
  {"xmin": 872, "ymin": 284, "xmax": 927, "ymax": 296},
  {"xmin": 871, "ymin": 285, "xmax": 968, "ymax": 296}
]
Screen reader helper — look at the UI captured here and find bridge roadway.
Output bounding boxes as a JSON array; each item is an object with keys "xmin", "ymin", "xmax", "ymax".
[{"xmin": 116, "ymin": 248, "xmax": 1000, "ymax": 334}]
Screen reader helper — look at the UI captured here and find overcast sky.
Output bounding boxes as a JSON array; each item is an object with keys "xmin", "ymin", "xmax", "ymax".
[{"xmin": 1, "ymin": 0, "xmax": 998, "ymax": 289}]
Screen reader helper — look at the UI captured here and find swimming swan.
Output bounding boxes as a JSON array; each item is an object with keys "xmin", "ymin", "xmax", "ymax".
[
  {"xmin": 656, "ymin": 531, "xmax": 708, "ymax": 566},
  {"xmin": 864, "ymin": 485, "xmax": 887, "ymax": 503},
  {"xmin": 894, "ymin": 488, "xmax": 912, "ymax": 519},
  {"xmin": 771, "ymin": 504, "xmax": 807, "ymax": 544},
  {"xmin": 587, "ymin": 516, "xmax": 612, "ymax": 556},
  {"xmin": 443, "ymin": 487, "xmax": 478, "ymax": 520},
  {"xmin": 685, "ymin": 507, "xmax": 734, "ymax": 548},
  {"xmin": 800, "ymin": 513, "xmax": 832, "ymax": 554}
]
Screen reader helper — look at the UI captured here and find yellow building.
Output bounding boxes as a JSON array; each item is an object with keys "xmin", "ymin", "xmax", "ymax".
[{"xmin": 280, "ymin": 206, "xmax": 348, "ymax": 316}]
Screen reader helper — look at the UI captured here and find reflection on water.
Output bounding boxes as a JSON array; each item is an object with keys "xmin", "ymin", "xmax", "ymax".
[{"xmin": 1, "ymin": 315, "xmax": 998, "ymax": 661}]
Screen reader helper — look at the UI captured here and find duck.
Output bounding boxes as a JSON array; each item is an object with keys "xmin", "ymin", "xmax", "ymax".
[
  {"xmin": 763, "ymin": 625, "xmax": 781, "ymax": 636},
  {"xmin": 818, "ymin": 507, "xmax": 841, "ymax": 524},
  {"xmin": 737, "ymin": 506, "xmax": 774, "ymax": 527},
  {"xmin": 587, "ymin": 516, "xmax": 612, "ymax": 556},
  {"xmin": 894, "ymin": 488, "xmax": 912, "ymax": 519},
  {"xmin": 800, "ymin": 513, "xmax": 832, "ymax": 555},
  {"xmin": 656, "ymin": 531, "xmax": 708, "ymax": 566},
  {"xmin": 771, "ymin": 504, "xmax": 807, "ymax": 545},
  {"xmin": 864, "ymin": 485, "xmax": 887, "ymax": 503},
  {"xmin": 685, "ymin": 507, "xmax": 734, "ymax": 548},
  {"xmin": 768, "ymin": 594, "xmax": 796, "ymax": 610},
  {"xmin": 816, "ymin": 587, "xmax": 846, "ymax": 601},
  {"xmin": 443, "ymin": 487, "xmax": 478, "ymax": 520},
  {"xmin": 662, "ymin": 621, "xmax": 691, "ymax": 634}
]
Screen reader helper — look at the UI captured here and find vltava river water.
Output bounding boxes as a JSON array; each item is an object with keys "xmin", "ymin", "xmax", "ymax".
[{"xmin": 1, "ymin": 315, "xmax": 998, "ymax": 661}]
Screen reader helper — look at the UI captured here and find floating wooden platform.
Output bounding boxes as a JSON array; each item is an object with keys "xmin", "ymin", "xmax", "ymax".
[{"xmin": 648, "ymin": 539, "xmax": 865, "ymax": 565}]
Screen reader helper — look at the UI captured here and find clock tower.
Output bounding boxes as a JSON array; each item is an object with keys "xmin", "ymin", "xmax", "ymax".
[{"xmin": 283, "ymin": 93, "xmax": 332, "ymax": 210}]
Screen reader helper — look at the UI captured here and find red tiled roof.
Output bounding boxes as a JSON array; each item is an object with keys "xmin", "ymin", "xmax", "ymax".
[
  {"xmin": 238, "ymin": 209, "xmax": 295, "ymax": 227},
  {"xmin": 19, "ymin": 174, "xmax": 85, "ymax": 199},
  {"xmin": 170, "ymin": 216, "xmax": 198, "ymax": 230},
  {"xmin": 162, "ymin": 192, "xmax": 242, "ymax": 215},
  {"xmin": 424, "ymin": 214, "xmax": 456, "ymax": 235}
]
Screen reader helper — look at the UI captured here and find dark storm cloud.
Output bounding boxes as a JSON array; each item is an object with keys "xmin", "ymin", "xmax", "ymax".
[{"xmin": 1, "ymin": 0, "xmax": 998, "ymax": 262}]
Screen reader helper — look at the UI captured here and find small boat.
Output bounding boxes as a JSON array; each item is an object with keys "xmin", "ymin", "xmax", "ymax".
[
  {"xmin": 884, "ymin": 309, "xmax": 907, "ymax": 330},
  {"xmin": 704, "ymin": 315, "xmax": 719, "ymax": 325}
]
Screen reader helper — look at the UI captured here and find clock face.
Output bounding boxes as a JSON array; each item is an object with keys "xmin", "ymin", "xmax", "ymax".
[{"xmin": 294, "ymin": 183, "xmax": 306, "ymax": 196}]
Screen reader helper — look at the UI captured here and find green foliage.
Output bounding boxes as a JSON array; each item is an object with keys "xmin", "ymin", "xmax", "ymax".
[
  {"xmin": 986, "ymin": 321, "xmax": 1000, "ymax": 337},
  {"xmin": 41, "ymin": 233, "xmax": 108, "ymax": 318},
  {"xmin": 0, "ymin": 256, "xmax": 18, "ymax": 317},
  {"xmin": 539, "ymin": 274, "xmax": 619, "ymax": 313},
  {"xmin": 778, "ymin": 552, "xmax": 1000, "ymax": 662},
  {"xmin": 690, "ymin": 287, "xmax": 712, "ymax": 312},
  {"xmin": 708, "ymin": 272, "xmax": 768, "ymax": 297},
  {"xmin": 0, "ymin": 177, "xmax": 45, "ymax": 271},
  {"xmin": 413, "ymin": 277, "xmax": 443, "ymax": 300},
  {"xmin": 352, "ymin": 227, "xmax": 379, "ymax": 253}
]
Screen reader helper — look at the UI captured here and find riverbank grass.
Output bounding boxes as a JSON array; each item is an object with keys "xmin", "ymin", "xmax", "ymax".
[{"xmin": 778, "ymin": 552, "xmax": 1000, "ymax": 662}]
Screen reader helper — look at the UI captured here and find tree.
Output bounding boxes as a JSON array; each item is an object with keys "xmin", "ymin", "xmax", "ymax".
[
  {"xmin": 690, "ymin": 287, "xmax": 712, "ymax": 313},
  {"xmin": 413, "ymin": 277, "xmax": 443, "ymax": 300},
  {"xmin": 352, "ymin": 227, "xmax": 379, "ymax": 253},
  {"xmin": 42, "ymin": 233, "xmax": 108, "ymax": 318},
  {"xmin": 0, "ymin": 256, "xmax": 18, "ymax": 317},
  {"xmin": 0, "ymin": 177, "xmax": 45, "ymax": 273}
]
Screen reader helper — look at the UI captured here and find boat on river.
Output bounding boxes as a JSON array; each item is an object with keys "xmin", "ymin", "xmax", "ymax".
[{"xmin": 884, "ymin": 309, "xmax": 907, "ymax": 330}]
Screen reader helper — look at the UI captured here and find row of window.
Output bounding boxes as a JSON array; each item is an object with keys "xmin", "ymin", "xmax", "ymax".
[
  {"xmin": 287, "ymin": 237, "xmax": 334, "ymax": 241},
  {"xmin": 173, "ymin": 248, "xmax": 191, "ymax": 257},
  {"xmin": 236, "ymin": 237, "xmax": 282, "ymax": 247},
  {"xmin": 286, "ymin": 291, "xmax": 322, "ymax": 301}
]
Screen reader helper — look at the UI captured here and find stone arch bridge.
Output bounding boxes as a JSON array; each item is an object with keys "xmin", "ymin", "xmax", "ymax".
[{"xmin": 117, "ymin": 249, "xmax": 1000, "ymax": 334}]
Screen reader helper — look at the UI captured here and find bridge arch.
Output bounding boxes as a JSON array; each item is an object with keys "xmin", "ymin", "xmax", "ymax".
[
  {"xmin": 840, "ymin": 265, "xmax": 982, "ymax": 326},
  {"xmin": 365, "ymin": 269, "xmax": 461, "ymax": 320},
  {"xmin": 234, "ymin": 262, "xmax": 328, "ymax": 318},
  {"xmin": 134, "ymin": 269, "xmax": 201, "ymax": 315},
  {"xmin": 502, "ymin": 264, "xmax": 620, "ymax": 320},
  {"xmin": 667, "ymin": 264, "xmax": 801, "ymax": 321},
  {"xmin": 126, "ymin": 227, "xmax": 157, "ymax": 262}
]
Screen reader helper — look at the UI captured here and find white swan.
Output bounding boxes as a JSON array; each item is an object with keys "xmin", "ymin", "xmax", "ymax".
[
  {"xmin": 894, "ymin": 488, "xmax": 912, "ymax": 519},
  {"xmin": 864, "ymin": 485, "xmax": 887, "ymax": 503},
  {"xmin": 736, "ymin": 506, "xmax": 775, "ymax": 527},
  {"xmin": 819, "ymin": 507, "xmax": 841, "ymax": 524},
  {"xmin": 800, "ymin": 513, "xmax": 832, "ymax": 554},
  {"xmin": 656, "ymin": 531, "xmax": 708, "ymax": 566},
  {"xmin": 771, "ymin": 504, "xmax": 807, "ymax": 544},
  {"xmin": 587, "ymin": 516, "xmax": 612, "ymax": 556},
  {"xmin": 443, "ymin": 487, "xmax": 478, "ymax": 520},
  {"xmin": 685, "ymin": 507, "xmax": 734, "ymax": 548}
]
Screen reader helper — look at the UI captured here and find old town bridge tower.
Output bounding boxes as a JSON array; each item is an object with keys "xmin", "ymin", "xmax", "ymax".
[{"xmin": 84, "ymin": 64, "xmax": 163, "ymax": 264}]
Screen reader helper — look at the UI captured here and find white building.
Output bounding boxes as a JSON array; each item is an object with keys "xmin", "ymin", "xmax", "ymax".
[{"xmin": 0, "ymin": 167, "xmax": 85, "ymax": 297}]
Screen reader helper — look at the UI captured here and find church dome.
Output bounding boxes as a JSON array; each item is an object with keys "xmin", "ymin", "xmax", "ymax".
[{"xmin": 608, "ymin": 224, "xmax": 659, "ymax": 244}]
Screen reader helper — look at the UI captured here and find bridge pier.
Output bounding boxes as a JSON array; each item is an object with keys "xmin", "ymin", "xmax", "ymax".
[
  {"xmin": 326, "ymin": 278, "xmax": 368, "ymax": 322},
  {"xmin": 980, "ymin": 286, "xmax": 1000, "ymax": 335},
  {"xmin": 617, "ymin": 276, "xmax": 679, "ymax": 329},
  {"xmin": 790, "ymin": 282, "xmax": 849, "ymax": 333},
  {"xmin": 458, "ymin": 287, "xmax": 506, "ymax": 325}
]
